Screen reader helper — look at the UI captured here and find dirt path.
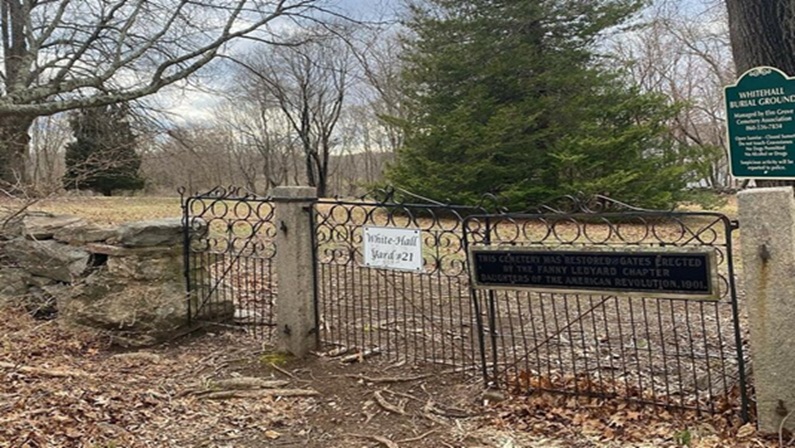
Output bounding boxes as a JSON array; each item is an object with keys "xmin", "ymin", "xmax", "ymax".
[{"xmin": 0, "ymin": 307, "xmax": 773, "ymax": 447}]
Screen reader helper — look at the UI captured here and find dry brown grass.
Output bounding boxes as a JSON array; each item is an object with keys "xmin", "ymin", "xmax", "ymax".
[
  {"xmin": 0, "ymin": 193, "xmax": 740, "ymax": 225},
  {"xmin": 0, "ymin": 195, "xmax": 181, "ymax": 225}
]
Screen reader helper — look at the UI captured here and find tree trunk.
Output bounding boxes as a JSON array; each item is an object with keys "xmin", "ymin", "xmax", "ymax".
[
  {"xmin": 0, "ymin": 117, "xmax": 34, "ymax": 188},
  {"xmin": 726, "ymin": 0, "xmax": 795, "ymax": 74},
  {"xmin": 726, "ymin": 0, "xmax": 795, "ymax": 188}
]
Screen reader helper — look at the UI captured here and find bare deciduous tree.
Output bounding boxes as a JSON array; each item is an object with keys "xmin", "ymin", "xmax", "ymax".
[
  {"xmin": 0, "ymin": 0, "xmax": 328, "ymax": 185},
  {"xmin": 28, "ymin": 114, "xmax": 70, "ymax": 193},
  {"xmin": 351, "ymin": 26, "xmax": 407, "ymax": 154},
  {"xmin": 231, "ymin": 29, "xmax": 353, "ymax": 197},
  {"xmin": 611, "ymin": 0, "xmax": 736, "ymax": 190},
  {"xmin": 214, "ymin": 96, "xmax": 301, "ymax": 192}
]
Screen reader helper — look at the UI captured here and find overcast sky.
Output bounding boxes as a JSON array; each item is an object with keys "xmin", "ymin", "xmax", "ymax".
[
  {"xmin": 334, "ymin": 0, "xmax": 400, "ymax": 18},
  {"xmin": 160, "ymin": 0, "xmax": 402, "ymax": 124}
]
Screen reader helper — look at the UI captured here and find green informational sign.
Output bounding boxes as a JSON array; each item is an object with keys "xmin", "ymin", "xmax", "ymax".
[{"xmin": 725, "ymin": 66, "xmax": 795, "ymax": 179}]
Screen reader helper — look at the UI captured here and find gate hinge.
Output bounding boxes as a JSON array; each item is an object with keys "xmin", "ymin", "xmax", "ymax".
[{"xmin": 729, "ymin": 219, "xmax": 740, "ymax": 230}]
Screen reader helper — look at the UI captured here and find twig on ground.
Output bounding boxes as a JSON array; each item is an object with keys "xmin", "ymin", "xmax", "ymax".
[
  {"xmin": 212, "ymin": 377, "xmax": 289, "ymax": 390},
  {"xmin": 422, "ymin": 400, "xmax": 448, "ymax": 426},
  {"xmin": 384, "ymin": 360, "xmax": 407, "ymax": 371},
  {"xmin": 427, "ymin": 401, "xmax": 476, "ymax": 418},
  {"xmin": 269, "ymin": 363, "xmax": 297, "ymax": 379},
  {"xmin": 374, "ymin": 390, "xmax": 406, "ymax": 415},
  {"xmin": 198, "ymin": 388, "xmax": 319, "ymax": 400},
  {"xmin": 340, "ymin": 348, "xmax": 381, "ymax": 363},
  {"xmin": 383, "ymin": 388, "xmax": 423, "ymax": 403},
  {"xmin": 315, "ymin": 346, "xmax": 351, "ymax": 358},
  {"xmin": 344, "ymin": 373, "xmax": 432, "ymax": 383},
  {"xmin": 397, "ymin": 430, "xmax": 437, "ymax": 444},
  {"xmin": 111, "ymin": 352, "xmax": 162, "ymax": 363},
  {"xmin": 0, "ymin": 361, "xmax": 89, "ymax": 378},
  {"xmin": 346, "ymin": 433, "xmax": 399, "ymax": 448}
]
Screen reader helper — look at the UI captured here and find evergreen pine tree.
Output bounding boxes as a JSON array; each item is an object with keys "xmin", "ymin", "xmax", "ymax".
[
  {"xmin": 63, "ymin": 103, "xmax": 145, "ymax": 196},
  {"xmin": 387, "ymin": 0, "xmax": 690, "ymax": 210}
]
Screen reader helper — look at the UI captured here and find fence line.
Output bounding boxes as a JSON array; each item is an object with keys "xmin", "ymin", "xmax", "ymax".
[{"xmin": 181, "ymin": 187, "xmax": 750, "ymax": 419}]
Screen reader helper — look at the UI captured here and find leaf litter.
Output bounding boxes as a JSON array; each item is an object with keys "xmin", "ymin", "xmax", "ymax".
[{"xmin": 0, "ymin": 302, "xmax": 780, "ymax": 448}]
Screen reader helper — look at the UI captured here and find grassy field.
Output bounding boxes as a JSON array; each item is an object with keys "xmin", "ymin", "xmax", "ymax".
[
  {"xmin": 16, "ymin": 195, "xmax": 182, "ymax": 225},
  {"xmin": 2, "ymin": 192, "xmax": 739, "ymax": 222}
]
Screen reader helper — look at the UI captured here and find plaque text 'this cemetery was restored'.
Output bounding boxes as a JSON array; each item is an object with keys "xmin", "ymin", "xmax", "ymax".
[{"xmin": 470, "ymin": 249, "xmax": 716, "ymax": 299}]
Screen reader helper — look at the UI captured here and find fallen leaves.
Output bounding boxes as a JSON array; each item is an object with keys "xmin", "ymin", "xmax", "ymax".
[
  {"xmin": 487, "ymin": 389, "xmax": 776, "ymax": 448},
  {"xmin": 0, "ymin": 306, "xmax": 315, "ymax": 447},
  {"xmin": 0, "ymin": 302, "xmax": 777, "ymax": 448}
]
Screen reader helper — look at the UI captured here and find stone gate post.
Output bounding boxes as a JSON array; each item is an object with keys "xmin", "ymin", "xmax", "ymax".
[
  {"xmin": 272, "ymin": 186, "xmax": 318, "ymax": 358},
  {"xmin": 738, "ymin": 186, "xmax": 795, "ymax": 433}
]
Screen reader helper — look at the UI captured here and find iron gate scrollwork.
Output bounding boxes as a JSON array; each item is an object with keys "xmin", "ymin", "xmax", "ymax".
[
  {"xmin": 312, "ymin": 187, "xmax": 492, "ymax": 369},
  {"xmin": 463, "ymin": 195, "xmax": 750, "ymax": 420},
  {"xmin": 181, "ymin": 186, "xmax": 277, "ymax": 337}
]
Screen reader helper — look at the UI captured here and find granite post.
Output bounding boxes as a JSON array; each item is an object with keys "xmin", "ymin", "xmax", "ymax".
[
  {"xmin": 738, "ymin": 186, "xmax": 795, "ymax": 433},
  {"xmin": 273, "ymin": 186, "xmax": 318, "ymax": 357}
]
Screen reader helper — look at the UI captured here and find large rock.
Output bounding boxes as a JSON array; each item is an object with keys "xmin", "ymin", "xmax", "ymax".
[
  {"xmin": 106, "ymin": 248, "xmax": 182, "ymax": 282},
  {"xmin": 4, "ymin": 238, "xmax": 91, "ymax": 282},
  {"xmin": 3, "ymin": 212, "xmax": 86, "ymax": 240},
  {"xmin": 117, "ymin": 218, "xmax": 184, "ymax": 247},
  {"xmin": 54, "ymin": 222, "xmax": 117, "ymax": 244},
  {"xmin": 0, "ymin": 268, "xmax": 31, "ymax": 304},
  {"xmin": 58, "ymin": 273, "xmax": 233, "ymax": 346}
]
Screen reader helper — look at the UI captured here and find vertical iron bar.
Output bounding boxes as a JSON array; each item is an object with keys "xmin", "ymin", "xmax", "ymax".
[
  {"xmin": 308, "ymin": 202, "xmax": 321, "ymax": 348},
  {"xmin": 655, "ymin": 296, "xmax": 672, "ymax": 407},
  {"xmin": 182, "ymin": 195, "xmax": 193, "ymax": 327},
  {"xmin": 640, "ymin": 297, "xmax": 657, "ymax": 405},
  {"xmin": 727, "ymin": 221, "xmax": 750, "ymax": 422},
  {"xmin": 465, "ymin": 216, "xmax": 490, "ymax": 385},
  {"xmin": 486, "ymin": 220, "xmax": 500, "ymax": 385}
]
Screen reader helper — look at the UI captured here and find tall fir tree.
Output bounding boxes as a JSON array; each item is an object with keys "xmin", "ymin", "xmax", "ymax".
[
  {"xmin": 64, "ymin": 103, "xmax": 145, "ymax": 196},
  {"xmin": 387, "ymin": 0, "xmax": 690, "ymax": 210}
]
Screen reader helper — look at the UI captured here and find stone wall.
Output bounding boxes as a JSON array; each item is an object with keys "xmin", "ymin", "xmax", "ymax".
[{"xmin": 0, "ymin": 211, "xmax": 227, "ymax": 346}]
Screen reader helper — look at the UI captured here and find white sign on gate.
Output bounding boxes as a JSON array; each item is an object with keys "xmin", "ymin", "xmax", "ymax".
[{"xmin": 362, "ymin": 226, "xmax": 423, "ymax": 272}]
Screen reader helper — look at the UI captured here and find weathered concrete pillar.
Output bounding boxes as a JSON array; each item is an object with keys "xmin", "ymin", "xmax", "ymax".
[
  {"xmin": 273, "ymin": 186, "xmax": 318, "ymax": 357},
  {"xmin": 738, "ymin": 186, "xmax": 795, "ymax": 433}
]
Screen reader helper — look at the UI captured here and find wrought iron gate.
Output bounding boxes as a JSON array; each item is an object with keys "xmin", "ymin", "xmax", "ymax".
[
  {"xmin": 463, "ymin": 196, "xmax": 750, "ymax": 419},
  {"xmin": 181, "ymin": 187, "xmax": 277, "ymax": 337},
  {"xmin": 312, "ymin": 188, "xmax": 487, "ymax": 369}
]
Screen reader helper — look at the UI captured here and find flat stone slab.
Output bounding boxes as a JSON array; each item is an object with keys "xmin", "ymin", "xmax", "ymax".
[
  {"xmin": 3, "ymin": 212, "xmax": 86, "ymax": 240},
  {"xmin": 117, "ymin": 218, "xmax": 184, "ymax": 247},
  {"xmin": 54, "ymin": 223, "xmax": 117, "ymax": 244},
  {"xmin": 85, "ymin": 243, "xmax": 179, "ymax": 257},
  {"xmin": 5, "ymin": 238, "xmax": 91, "ymax": 282}
]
